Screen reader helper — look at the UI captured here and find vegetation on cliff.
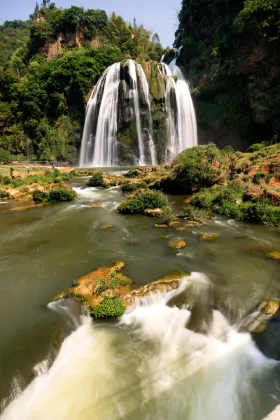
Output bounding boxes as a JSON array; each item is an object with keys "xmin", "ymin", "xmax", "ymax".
[
  {"xmin": 0, "ymin": 4, "xmax": 163, "ymax": 163},
  {"xmin": 174, "ymin": 0, "xmax": 280, "ymax": 147}
]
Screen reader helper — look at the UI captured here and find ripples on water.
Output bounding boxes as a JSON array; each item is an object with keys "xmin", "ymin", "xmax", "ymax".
[{"xmin": 0, "ymin": 183, "xmax": 280, "ymax": 419}]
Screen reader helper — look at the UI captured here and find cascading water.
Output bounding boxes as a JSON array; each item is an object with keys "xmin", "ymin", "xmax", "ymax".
[
  {"xmin": 79, "ymin": 58, "xmax": 197, "ymax": 167},
  {"xmin": 1, "ymin": 273, "xmax": 277, "ymax": 420},
  {"xmin": 79, "ymin": 63, "xmax": 121, "ymax": 167},
  {"xmin": 158, "ymin": 61, "xmax": 197, "ymax": 162}
]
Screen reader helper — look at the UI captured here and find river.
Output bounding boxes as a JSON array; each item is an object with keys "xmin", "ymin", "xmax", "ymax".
[{"xmin": 0, "ymin": 177, "xmax": 280, "ymax": 419}]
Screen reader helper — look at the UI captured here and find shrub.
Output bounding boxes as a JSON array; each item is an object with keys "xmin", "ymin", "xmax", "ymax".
[
  {"xmin": 90, "ymin": 297, "xmax": 126, "ymax": 319},
  {"xmin": 183, "ymin": 205, "xmax": 211, "ymax": 222},
  {"xmin": 0, "ymin": 148, "xmax": 13, "ymax": 163},
  {"xmin": 118, "ymin": 198, "xmax": 144, "ymax": 214},
  {"xmin": 171, "ymin": 144, "xmax": 225, "ymax": 190},
  {"xmin": 121, "ymin": 183, "xmax": 146, "ymax": 192},
  {"xmin": 94, "ymin": 271, "xmax": 129, "ymax": 295},
  {"xmin": 1, "ymin": 176, "xmax": 11, "ymax": 185},
  {"xmin": 118, "ymin": 190, "xmax": 168, "ymax": 214},
  {"xmin": 0, "ymin": 189, "xmax": 9, "ymax": 199},
  {"xmin": 32, "ymin": 189, "xmax": 49, "ymax": 202},
  {"xmin": 124, "ymin": 169, "xmax": 142, "ymax": 178},
  {"xmin": 253, "ymin": 172, "xmax": 267, "ymax": 184},
  {"xmin": 86, "ymin": 171, "xmax": 104, "ymax": 187},
  {"xmin": 160, "ymin": 205, "xmax": 175, "ymax": 224},
  {"xmin": 48, "ymin": 187, "xmax": 76, "ymax": 203}
]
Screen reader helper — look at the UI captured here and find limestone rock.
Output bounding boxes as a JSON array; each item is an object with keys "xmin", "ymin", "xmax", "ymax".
[{"xmin": 168, "ymin": 238, "xmax": 187, "ymax": 249}]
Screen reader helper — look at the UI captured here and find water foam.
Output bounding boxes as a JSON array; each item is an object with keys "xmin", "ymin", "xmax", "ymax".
[{"xmin": 1, "ymin": 274, "xmax": 275, "ymax": 420}]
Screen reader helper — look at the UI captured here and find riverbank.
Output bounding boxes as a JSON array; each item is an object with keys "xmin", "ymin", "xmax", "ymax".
[
  {"xmin": 0, "ymin": 167, "xmax": 76, "ymax": 205},
  {"xmin": 77, "ymin": 142, "xmax": 280, "ymax": 227}
]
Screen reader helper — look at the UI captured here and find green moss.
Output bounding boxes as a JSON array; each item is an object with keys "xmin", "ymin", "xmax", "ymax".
[{"xmin": 90, "ymin": 296, "xmax": 126, "ymax": 319}]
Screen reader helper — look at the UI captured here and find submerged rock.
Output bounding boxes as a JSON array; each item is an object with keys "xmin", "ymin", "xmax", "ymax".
[
  {"xmin": 201, "ymin": 233, "xmax": 219, "ymax": 241},
  {"xmin": 266, "ymin": 251, "xmax": 280, "ymax": 260},
  {"xmin": 168, "ymin": 238, "xmax": 187, "ymax": 250}
]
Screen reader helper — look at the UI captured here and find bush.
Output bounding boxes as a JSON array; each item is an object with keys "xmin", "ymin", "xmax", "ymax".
[
  {"xmin": 160, "ymin": 205, "xmax": 175, "ymax": 224},
  {"xmin": 94, "ymin": 271, "xmax": 130, "ymax": 295},
  {"xmin": 183, "ymin": 205, "xmax": 211, "ymax": 222},
  {"xmin": 1, "ymin": 176, "xmax": 12, "ymax": 185},
  {"xmin": 48, "ymin": 187, "xmax": 76, "ymax": 203},
  {"xmin": 0, "ymin": 189, "xmax": 9, "ymax": 199},
  {"xmin": 118, "ymin": 190, "xmax": 168, "ymax": 214},
  {"xmin": 121, "ymin": 183, "xmax": 146, "ymax": 193},
  {"xmin": 124, "ymin": 169, "xmax": 142, "ymax": 178},
  {"xmin": 86, "ymin": 171, "xmax": 104, "ymax": 187},
  {"xmin": 32, "ymin": 189, "xmax": 49, "ymax": 203},
  {"xmin": 90, "ymin": 297, "xmax": 126, "ymax": 319},
  {"xmin": 171, "ymin": 144, "xmax": 225, "ymax": 190},
  {"xmin": 0, "ymin": 148, "xmax": 13, "ymax": 163}
]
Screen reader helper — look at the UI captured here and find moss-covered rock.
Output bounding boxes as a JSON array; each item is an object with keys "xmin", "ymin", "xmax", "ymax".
[{"xmin": 50, "ymin": 262, "xmax": 186, "ymax": 319}]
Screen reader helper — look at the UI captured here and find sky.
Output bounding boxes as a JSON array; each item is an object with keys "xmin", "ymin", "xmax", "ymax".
[{"xmin": 0, "ymin": 0, "xmax": 182, "ymax": 47}]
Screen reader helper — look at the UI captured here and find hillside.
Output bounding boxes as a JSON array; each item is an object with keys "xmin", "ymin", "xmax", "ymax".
[
  {"xmin": 174, "ymin": 0, "xmax": 280, "ymax": 149},
  {"xmin": 0, "ymin": 3, "xmax": 163, "ymax": 163}
]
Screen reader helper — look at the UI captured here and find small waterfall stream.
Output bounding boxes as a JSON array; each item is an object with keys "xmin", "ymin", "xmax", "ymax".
[
  {"xmin": 79, "ymin": 59, "xmax": 197, "ymax": 167},
  {"xmin": 1, "ymin": 274, "xmax": 276, "ymax": 420}
]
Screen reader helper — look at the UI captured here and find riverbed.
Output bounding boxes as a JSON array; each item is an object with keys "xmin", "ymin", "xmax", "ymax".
[{"xmin": 0, "ymin": 178, "xmax": 280, "ymax": 419}]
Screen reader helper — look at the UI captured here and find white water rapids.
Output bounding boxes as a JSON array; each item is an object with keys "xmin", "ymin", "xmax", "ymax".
[{"xmin": 1, "ymin": 273, "xmax": 275, "ymax": 420}]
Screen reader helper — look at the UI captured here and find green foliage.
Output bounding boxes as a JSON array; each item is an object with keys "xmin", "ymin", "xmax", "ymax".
[
  {"xmin": 121, "ymin": 183, "xmax": 146, "ymax": 192},
  {"xmin": 175, "ymin": 0, "xmax": 280, "ymax": 144},
  {"xmin": 86, "ymin": 172, "xmax": 104, "ymax": 187},
  {"xmin": 161, "ymin": 144, "xmax": 226, "ymax": 194},
  {"xmin": 0, "ymin": 189, "xmax": 9, "ymax": 199},
  {"xmin": 118, "ymin": 189, "xmax": 168, "ymax": 214},
  {"xmin": 94, "ymin": 271, "xmax": 130, "ymax": 295},
  {"xmin": 32, "ymin": 185, "xmax": 76, "ymax": 203},
  {"xmin": 124, "ymin": 169, "xmax": 143, "ymax": 178},
  {"xmin": 90, "ymin": 296, "xmax": 126, "ymax": 319},
  {"xmin": 48, "ymin": 187, "xmax": 76, "ymax": 203},
  {"xmin": 192, "ymin": 181, "xmax": 280, "ymax": 226},
  {"xmin": 32, "ymin": 189, "xmax": 49, "ymax": 202},
  {"xmin": 183, "ymin": 205, "xmax": 211, "ymax": 223},
  {"xmin": 160, "ymin": 205, "xmax": 175, "ymax": 224},
  {"xmin": 0, "ymin": 5, "xmax": 163, "ymax": 162},
  {"xmin": 0, "ymin": 148, "xmax": 14, "ymax": 163}
]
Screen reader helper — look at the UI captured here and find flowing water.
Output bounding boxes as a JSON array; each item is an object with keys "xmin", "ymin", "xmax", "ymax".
[
  {"xmin": 80, "ymin": 59, "xmax": 197, "ymax": 167},
  {"xmin": 0, "ymin": 178, "xmax": 280, "ymax": 419}
]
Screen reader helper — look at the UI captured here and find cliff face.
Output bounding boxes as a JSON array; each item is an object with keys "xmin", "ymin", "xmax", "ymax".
[{"xmin": 174, "ymin": 0, "xmax": 280, "ymax": 149}]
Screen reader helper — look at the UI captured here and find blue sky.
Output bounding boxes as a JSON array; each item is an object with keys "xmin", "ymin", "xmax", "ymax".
[{"xmin": 0, "ymin": 0, "xmax": 182, "ymax": 47}]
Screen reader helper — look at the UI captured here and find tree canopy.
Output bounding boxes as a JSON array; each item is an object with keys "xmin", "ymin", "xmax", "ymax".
[{"xmin": 0, "ymin": 3, "xmax": 163, "ymax": 162}]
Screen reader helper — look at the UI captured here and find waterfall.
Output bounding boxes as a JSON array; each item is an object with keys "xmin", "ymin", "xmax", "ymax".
[
  {"xmin": 79, "ymin": 63, "xmax": 120, "ymax": 167},
  {"xmin": 79, "ymin": 58, "xmax": 197, "ymax": 167},
  {"xmin": 1, "ymin": 273, "xmax": 276, "ymax": 420},
  {"xmin": 158, "ymin": 61, "xmax": 198, "ymax": 162}
]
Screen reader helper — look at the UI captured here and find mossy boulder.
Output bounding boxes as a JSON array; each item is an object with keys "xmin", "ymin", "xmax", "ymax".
[{"xmin": 50, "ymin": 262, "xmax": 185, "ymax": 319}]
